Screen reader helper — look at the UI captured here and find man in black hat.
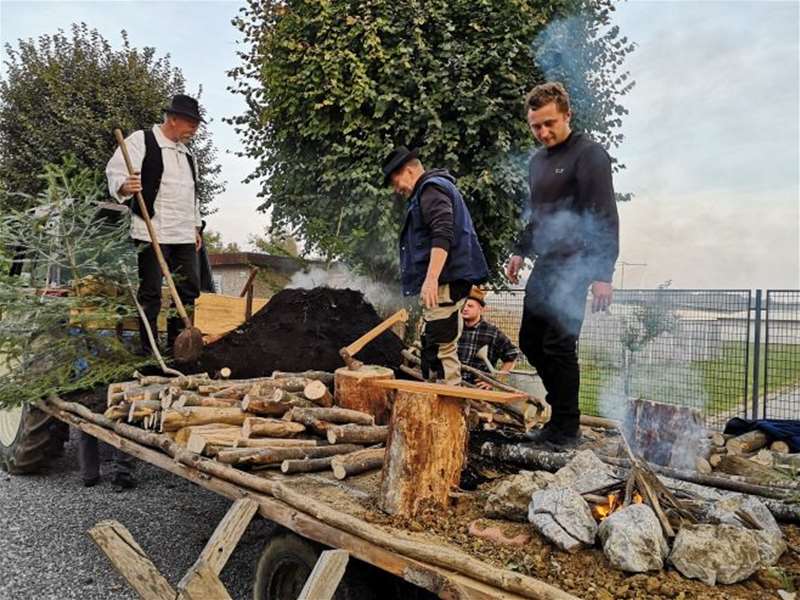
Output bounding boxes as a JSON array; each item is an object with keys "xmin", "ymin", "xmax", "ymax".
[
  {"xmin": 106, "ymin": 94, "xmax": 206, "ymax": 356},
  {"xmin": 382, "ymin": 147, "xmax": 489, "ymax": 385}
]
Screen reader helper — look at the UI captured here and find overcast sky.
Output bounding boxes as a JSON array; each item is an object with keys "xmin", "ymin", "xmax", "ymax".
[{"xmin": 2, "ymin": 0, "xmax": 798, "ymax": 290}]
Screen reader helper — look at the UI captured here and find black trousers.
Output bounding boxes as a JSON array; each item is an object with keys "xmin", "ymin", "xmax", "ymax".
[
  {"xmin": 136, "ymin": 242, "xmax": 200, "ymax": 352},
  {"xmin": 519, "ymin": 258, "xmax": 591, "ymax": 433}
]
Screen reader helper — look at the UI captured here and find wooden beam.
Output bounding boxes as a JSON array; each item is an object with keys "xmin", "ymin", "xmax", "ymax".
[
  {"xmin": 297, "ymin": 549, "xmax": 350, "ymax": 600},
  {"xmin": 186, "ymin": 497, "xmax": 259, "ymax": 578},
  {"xmin": 367, "ymin": 379, "xmax": 527, "ymax": 404},
  {"xmin": 178, "ymin": 561, "xmax": 233, "ymax": 600},
  {"xmin": 88, "ymin": 520, "xmax": 175, "ymax": 600},
  {"xmin": 239, "ymin": 266, "xmax": 259, "ymax": 297}
]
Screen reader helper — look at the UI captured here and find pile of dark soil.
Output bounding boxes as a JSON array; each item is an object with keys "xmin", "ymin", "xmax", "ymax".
[{"xmin": 195, "ymin": 287, "xmax": 405, "ymax": 378}]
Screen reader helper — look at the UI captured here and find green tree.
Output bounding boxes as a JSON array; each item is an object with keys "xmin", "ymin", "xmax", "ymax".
[
  {"xmin": 229, "ymin": 0, "xmax": 635, "ymax": 282},
  {"xmin": 0, "ymin": 158, "xmax": 152, "ymax": 409},
  {"xmin": 0, "ymin": 23, "xmax": 224, "ymax": 214},
  {"xmin": 203, "ymin": 230, "xmax": 242, "ymax": 254}
]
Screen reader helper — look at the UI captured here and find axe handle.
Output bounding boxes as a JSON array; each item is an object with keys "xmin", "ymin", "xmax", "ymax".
[{"xmin": 343, "ymin": 309, "xmax": 408, "ymax": 357}]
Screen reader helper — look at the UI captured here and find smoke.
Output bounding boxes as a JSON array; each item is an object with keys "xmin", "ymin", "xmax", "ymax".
[{"xmin": 286, "ymin": 264, "xmax": 406, "ymax": 318}]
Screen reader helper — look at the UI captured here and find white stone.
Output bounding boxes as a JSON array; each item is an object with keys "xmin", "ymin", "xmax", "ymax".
[
  {"xmin": 597, "ymin": 503, "xmax": 669, "ymax": 572},
  {"xmin": 528, "ymin": 488, "xmax": 597, "ymax": 553},
  {"xmin": 549, "ymin": 449, "xmax": 619, "ymax": 494},
  {"xmin": 669, "ymin": 524, "xmax": 761, "ymax": 585},
  {"xmin": 708, "ymin": 494, "xmax": 786, "ymax": 567}
]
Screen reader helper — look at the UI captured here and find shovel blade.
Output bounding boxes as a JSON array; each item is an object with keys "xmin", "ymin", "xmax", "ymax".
[{"xmin": 173, "ymin": 327, "xmax": 204, "ymax": 363}]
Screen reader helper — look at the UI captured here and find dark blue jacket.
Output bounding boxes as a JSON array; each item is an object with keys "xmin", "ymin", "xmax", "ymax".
[{"xmin": 399, "ymin": 172, "xmax": 489, "ymax": 296}]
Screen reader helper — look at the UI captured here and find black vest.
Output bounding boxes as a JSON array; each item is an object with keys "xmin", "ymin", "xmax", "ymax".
[{"xmin": 132, "ymin": 129, "xmax": 197, "ymax": 218}]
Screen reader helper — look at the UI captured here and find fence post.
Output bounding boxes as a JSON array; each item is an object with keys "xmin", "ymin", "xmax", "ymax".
[{"xmin": 750, "ymin": 290, "xmax": 762, "ymax": 420}]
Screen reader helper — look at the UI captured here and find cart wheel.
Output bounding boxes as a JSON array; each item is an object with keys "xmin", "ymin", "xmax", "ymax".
[
  {"xmin": 253, "ymin": 531, "xmax": 374, "ymax": 600},
  {"xmin": 0, "ymin": 403, "xmax": 62, "ymax": 474}
]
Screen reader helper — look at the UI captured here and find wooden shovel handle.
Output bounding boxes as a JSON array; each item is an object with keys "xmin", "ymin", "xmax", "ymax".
[{"xmin": 114, "ymin": 129, "xmax": 191, "ymax": 326}]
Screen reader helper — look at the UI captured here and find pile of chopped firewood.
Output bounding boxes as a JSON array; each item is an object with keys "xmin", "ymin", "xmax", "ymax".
[
  {"xmin": 702, "ymin": 429, "xmax": 799, "ymax": 482},
  {"xmin": 104, "ymin": 369, "xmax": 386, "ymax": 479}
]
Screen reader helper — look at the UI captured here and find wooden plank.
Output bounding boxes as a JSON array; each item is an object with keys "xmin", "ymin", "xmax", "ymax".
[
  {"xmin": 43, "ymin": 402, "xmax": 572, "ymax": 600},
  {"xmin": 194, "ymin": 293, "xmax": 268, "ymax": 336},
  {"xmin": 367, "ymin": 378, "xmax": 526, "ymax": 404},
  {"xmin": 88, "ymin": 520, "xmax": 175, "ymax": 600},
  {"xmin": 297, "ymin": 549, "xmax": 350, "ymax": 600},
  {"xmin": 189, "ymin": 497, "xmax": 258, "ymax": 577},
  {"xmin": 178, "ymin": 560, "xmax": 233, "ymax": 600}
]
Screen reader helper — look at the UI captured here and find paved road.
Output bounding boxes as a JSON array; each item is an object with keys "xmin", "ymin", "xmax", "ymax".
[{"xmin": 0, "ymin": 430, "xmax": 271, "ymax": 600}]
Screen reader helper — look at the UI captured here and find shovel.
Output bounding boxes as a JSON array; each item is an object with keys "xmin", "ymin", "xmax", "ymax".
[{"xmin": 114, "ymin": 128, "xmax": 204, "ymax": 363}]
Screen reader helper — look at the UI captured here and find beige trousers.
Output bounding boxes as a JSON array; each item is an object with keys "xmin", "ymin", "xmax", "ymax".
[{"xmin": 420, "ymin": 283, "xmax": 467, "ymax": 385}]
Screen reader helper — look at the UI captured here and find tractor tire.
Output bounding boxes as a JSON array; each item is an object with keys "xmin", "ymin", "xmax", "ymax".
[{"xmin": 0, "ymin": 403, "xmax": 62, "ymax": 474}]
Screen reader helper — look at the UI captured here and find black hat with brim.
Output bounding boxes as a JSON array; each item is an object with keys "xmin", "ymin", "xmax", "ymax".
[
  {"xmin": 382, "ymin": 146, "xmax": 419, "ymax": 185},
  {"xmin": 163, "ymin": 94, "xmax": 206, "ymax": 123}
]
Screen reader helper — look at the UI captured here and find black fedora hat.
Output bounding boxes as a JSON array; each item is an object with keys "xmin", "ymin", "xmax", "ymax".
[
  {"xmin": 163, "ymin": 94, "xmax": 206, "ymax": 123},
  {"xmin": 382, "ymin": 146, "xmax": 419, "ymax": 185}
]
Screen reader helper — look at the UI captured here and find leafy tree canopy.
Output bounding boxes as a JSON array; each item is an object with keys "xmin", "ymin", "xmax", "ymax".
[
  {"xmin": 229, "ymin": 0, "xmax": 634, "ymax": 283},
  {"xmin": 0, "ymin": 23, "xmax": 224, "ymax": 214}
]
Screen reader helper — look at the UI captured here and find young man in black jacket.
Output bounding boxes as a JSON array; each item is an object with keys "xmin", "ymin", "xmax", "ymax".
[
  {"xmin": 382, "ymin": 147, "xmax": 489, "ymax": 385},
  {"xmin": 506, "ymin": 82, "xmax": 620, "ymax": 447}
]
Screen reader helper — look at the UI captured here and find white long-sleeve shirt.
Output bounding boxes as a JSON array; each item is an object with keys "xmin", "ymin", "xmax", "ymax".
[{"xmin": 106, "ymin": 125, "xmax": 201, "ymax": 244}]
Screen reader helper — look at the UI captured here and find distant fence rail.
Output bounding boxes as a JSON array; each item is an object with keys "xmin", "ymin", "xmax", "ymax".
[{"xmin": 487, "ymin": 288, "xmax": 800, "ymax": 429}]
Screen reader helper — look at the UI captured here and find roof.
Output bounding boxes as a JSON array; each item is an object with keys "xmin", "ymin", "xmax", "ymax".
[{"xmin": 207, "ymin": 252, "xmax": 314, "ymax": 274}]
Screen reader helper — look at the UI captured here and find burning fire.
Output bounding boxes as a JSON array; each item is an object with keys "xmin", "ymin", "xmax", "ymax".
[{"xmin": 592, "ymin": 492, "xmax": 644, "ymax": 521}]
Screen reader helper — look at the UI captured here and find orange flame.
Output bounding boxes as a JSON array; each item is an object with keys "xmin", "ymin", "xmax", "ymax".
[{"xmin": 593, "ymin": 491, "xmax": 644, "ymax": 520}]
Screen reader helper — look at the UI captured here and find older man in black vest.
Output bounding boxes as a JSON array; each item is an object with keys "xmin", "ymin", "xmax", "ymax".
[
  {"xmin": 382, "ymin": 147, "xmax": 489, "ymax": 385},
  {"xmin": 106, "ymin": 94, "xmax": 205, "ymax": 355}
]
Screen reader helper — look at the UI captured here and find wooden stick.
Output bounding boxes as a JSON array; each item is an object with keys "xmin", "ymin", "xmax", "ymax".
[
  {"xmin": 242, "ymin": 417, "xmax": 305, "ymax": 438},
  {"xmin": 280, "ymin": 456, "xmax": 337, "ymax": 474},
  {"xmin": 274, "ymin": 370, "xmax": 335, "ymax": 386},
  {"xmin": 241, "ymin": 393, "xmax": 313, "ymax": 416},
  {"xmin": 285, "ymin": 407, "xmax": 374, "ymax": 426},
  {"xmin": 161, "ymin": 407, "xmax": 246, "ymax": 432},
  {"xmin": 235, "ymin": 437, "xmax": 322, "ymax": 448},
  {"xmin": 326, "ymin": 424, "xmax": 388, "ymax": 445},
  {"xmin": 331, "ymin": 448, "xmax": 384, "ymax": 480},
  {"xmin": 297, "ymin": 549, "xmax": 349, "ymax": 600},
  {"xmin": 216, "ymin": 444, "xmax": 364, "ymax": 466}
]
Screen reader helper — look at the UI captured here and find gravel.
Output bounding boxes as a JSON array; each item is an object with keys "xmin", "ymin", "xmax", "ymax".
[{"xmin": 0, "ymin": 430, "xmax": 274, "ymax": 600}]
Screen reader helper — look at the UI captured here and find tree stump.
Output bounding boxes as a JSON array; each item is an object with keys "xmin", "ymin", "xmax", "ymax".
[
  {"xmin": 379, "ymin": 390, "xmax": 467, "ymax": 517},
  {"xmin": 334, "ymin": 366, "xmax": 394, "ymax": 425}
]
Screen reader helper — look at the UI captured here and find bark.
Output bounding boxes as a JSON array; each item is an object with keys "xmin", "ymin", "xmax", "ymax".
[
  {"xmin": 280, "ymin": 456, "xmax": 336, "ymax": 474},
  {"xmin": 178, "ymin": 393, "xmax": 240, "ymax": 408},
  {"xmin": 726, "ymin": 430, "xmax": 769, "ymax": 455},
  {"xmin": 326, "ymin": 424, "xmax": 388, "ymax": 445},
  {"xmin": 241, "ymin": 393, "xmax": 313, "ymax": 416},
  {"xmin": 331, "ymin": 448, "xmax": 385, "ymax": 480},
  {"xmin": 273, "ymin": 370, "xmax": 335, "ymax": 386},
  {"xmin": 717, "ymin": 455, "xmax": 790, "ymax": 482},
  {"xmin": 250, "ymin": 378, "xmax": 311, "ymax": 395}
]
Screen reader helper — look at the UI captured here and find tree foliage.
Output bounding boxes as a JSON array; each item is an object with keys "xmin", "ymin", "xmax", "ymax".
[
  {"xmin": 229, "ymin": 0, "xmax": 635, "ymax": 282},
  {"xmin": 0, "ymin": 23, "xmax": 224, "ymax": 214},
  {"xmin": 0, "ymin": 158, "xmax": 152, "ymax": 409}
]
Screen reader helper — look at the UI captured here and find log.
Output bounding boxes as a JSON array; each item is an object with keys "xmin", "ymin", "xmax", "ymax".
[
  {"xmin": 709, "ymin": 432, "xmax": 731, "ymax": 448},
  {"xmin": 718, "ymin": 454, "xmax": 788, "ymax": 482},
  {"xmin": 174, "ymin": 424, "xmax": 241, "ymax": 446},
  {"xmin": 771, "ymin": 441, "xmax": 790, "ymax": 454},
  {"xmin": 726, "ymin": 430, "xmax": 769, "ymax": 455},
  {"xmin": 250, "ymin": 378, "xmax": 310, "ymax": 395},
  {"xmin": 280, "ymin": 456, "xmax": 336, "ymax": 474},
  {"xmin": 286, "ymin": 407, "xmax": 374, "ymax": 426},
  {"xmin": 331, "ymin": 448, "xmax": 384, "ymax": 480},
  {"xmin": 709, "ymin": 453, "xmax": 723, "ymax": 468},
  {"xmin": 241, "ymin": 393, "xmax": 313, "ymax": 416},
  {"xmin": 242, "ymin": 417, "xmax": 305, "ymax": 438},
  {"xmin": 380, "ymin": 390, "xmax": 467, "ymax": 517},
  {"xmin": 326, "ymin": 424, "xmax": 388, "ymax": 445},
  {"xmin": 579, "ymin": 415, "xmax": 619, "ymax": 429},
  {"xmin": 235, "ymin": 437, "xmax": 322, "ymax": 448},
  {"xmin": 104, "ymin": 404, "xmax": 155, "ymax": 421},
  {"xmin": 187, "ymin": 431, "xmax": 243, "ymax": 454},
  {"xmin": 178, "ymin": 394, "xmax": 240, "ymax": 408},
  {"xmin": 217, "ymin": 444, "xmax": 363, "ymax": 466},
  {"xmin": 695, "ymin": 457, "xmax": 712, "ymax": 475},
  {"xmin": 303, "ymin": 380, "xmax": 334, "ymax": 408},
  {"xmin": 751, "ymin": 449, "xmax": 775, "ymax": 467},
  {"xmin": 274, "ymin": 370, "xmax": 335, "ymax": 386},
  {"xmin": 161, "ymin": 407, "xmax": 246, "ymax": 432},
  {"xmin": 334, "ymin": 366, "xmax": 395, "ymax": 425}
]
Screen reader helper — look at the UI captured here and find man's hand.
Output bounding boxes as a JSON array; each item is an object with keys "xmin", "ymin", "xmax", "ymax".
[
  {"xmin": 195, "ymin": 229, "xmax": 203, "ymax": 252},
  {"xmin": 505, "ymin": 255, "xmax": 524, "ymax": 284},
  {"xmin": 591, "ymin": 281, "xmax": 613, "ymax": 313},
  {"xmin": 420, "ymin": 275, "xmax": 439, "ymax": 309},
  {"xmin": 475, "ymin": 380, "xmax": 493, "ymax": 390},
  {"xmin": 118, "ymin": 173, "xmax": 142, "ymax": 197}
]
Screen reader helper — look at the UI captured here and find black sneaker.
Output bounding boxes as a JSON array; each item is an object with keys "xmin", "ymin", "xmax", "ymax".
[
  {"xmin": 544, "ymin": 430, "xmax": 583, "ymax": 450},
  {"xmin": 524, "ymin": 424, "xmax": 559, "ymax": 445},
  {"xmin": 110, "ymin": 472, "xmax": 137, "ymax": 492},
  {"xmin": 82, "ymin": 476, "xmax": 99, "ymax": 488}
]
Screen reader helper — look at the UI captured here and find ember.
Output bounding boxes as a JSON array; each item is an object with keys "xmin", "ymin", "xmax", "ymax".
[{"xmin": 592, "ymin": 491, "xmax": 643, "ymax": 521}]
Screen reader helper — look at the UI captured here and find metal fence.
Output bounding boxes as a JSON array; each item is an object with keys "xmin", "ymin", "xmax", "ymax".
[
  {"xmin": 486, "ymin": 288, "xmax": 800, "ymax": 429},
  {"xmin": 764, "ymin": 290, "xmax": 800, "ymax": 419}
]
